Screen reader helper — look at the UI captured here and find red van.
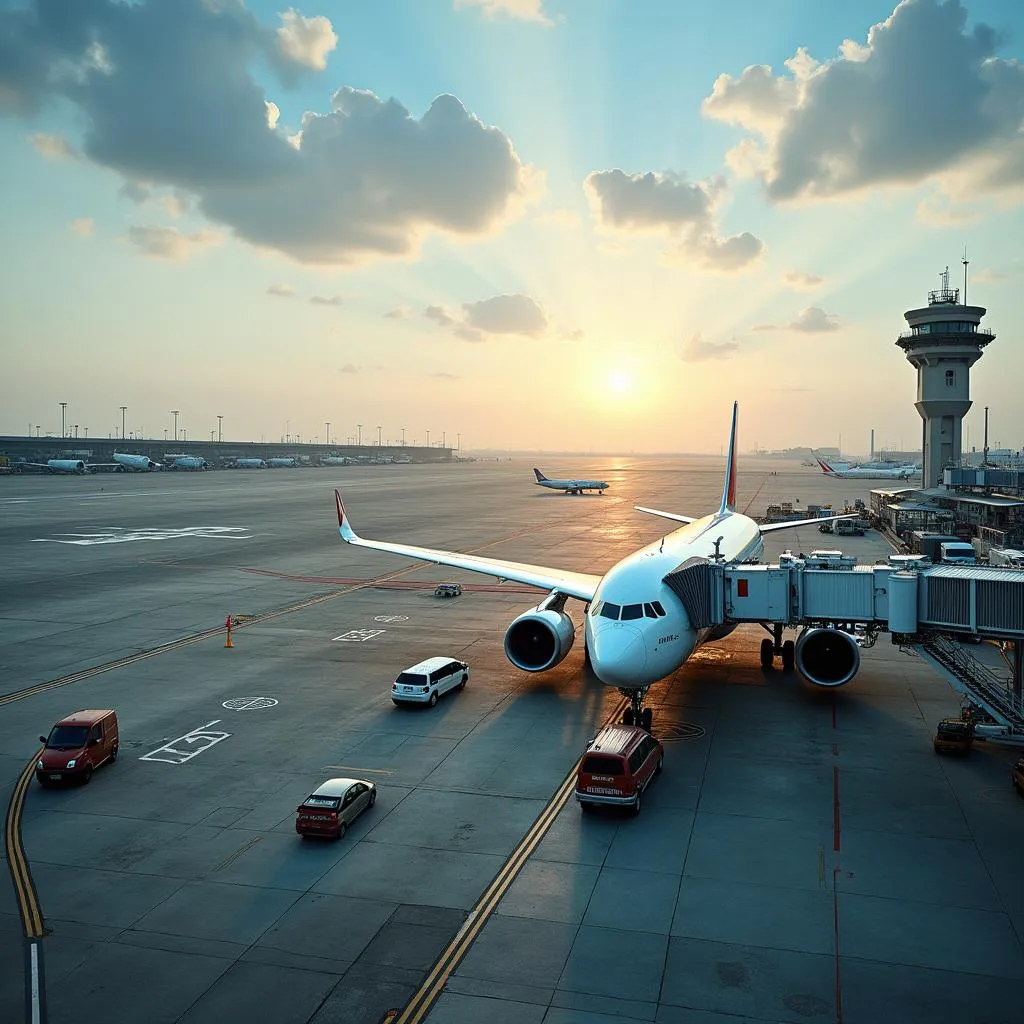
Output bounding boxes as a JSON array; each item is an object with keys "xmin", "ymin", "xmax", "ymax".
[
  {"xmin": 37, "ymin": 709, "xmax": 119, "ymax": 786},
  {"xmin": 575, "ymin": 725, "xmax": 664, "ymax": 815}
]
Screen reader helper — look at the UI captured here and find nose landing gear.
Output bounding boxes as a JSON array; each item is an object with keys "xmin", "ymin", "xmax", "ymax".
[
  {"xmin": 619, "ymin": 688, "xmax": 653, "ymax": 731},
  {"xmin": 759, "ymin": 624, "xmax": 795, "ymax": 670}
]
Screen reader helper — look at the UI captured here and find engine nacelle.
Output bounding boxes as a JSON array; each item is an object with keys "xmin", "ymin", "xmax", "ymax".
[
  {"xmin": 794, "ymin": 627, "xmax": 861, "ymax": 688},
  {"xmin": 503, "ymin": 607, "xmax": 576, "ymax": 672}
]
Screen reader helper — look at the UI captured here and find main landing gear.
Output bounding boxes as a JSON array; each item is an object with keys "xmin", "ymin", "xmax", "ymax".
[
  {"xmin": 619, "ymin": 688, "xmax": 653, "ymax": 731},
  {"xmin": 759, "ymin": 623, "xmax": 795, "ymax": 671}
]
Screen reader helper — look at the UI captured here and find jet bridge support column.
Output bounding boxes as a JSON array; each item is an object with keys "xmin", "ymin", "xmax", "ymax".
[{"xmin": 1014, "ymin": 641, "xmax": 1024, "ymax": 705}]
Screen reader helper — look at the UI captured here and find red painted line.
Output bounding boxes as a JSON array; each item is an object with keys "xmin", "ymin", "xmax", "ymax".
[
  {"xmin": 831, "ymin": 692, "xmax": 837, "ymax": 730},
  {"xmin": 832, "ymin": 766, "xmax": 841, "ymax": 852},
  {"xmin": 833, "ymin": 866, "xmax": 844, "ymax": 1024},
  {"xmin": 832, "ymin": 742, "xmax": 839, "ymax": 758}
]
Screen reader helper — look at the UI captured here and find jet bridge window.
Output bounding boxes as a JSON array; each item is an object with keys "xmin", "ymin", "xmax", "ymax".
[{"xmin": 621, "ymin": 604, "xmax": 643, "ymax": 620}]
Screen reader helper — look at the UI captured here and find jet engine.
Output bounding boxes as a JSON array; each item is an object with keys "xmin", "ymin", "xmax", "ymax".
[
  {"xmin": 794, "ymin": 627, "xmax": 861, "ymax": 688},
  {"xmin": 503, "ymin": 606, "xmax": 576, "ymax": 672}
]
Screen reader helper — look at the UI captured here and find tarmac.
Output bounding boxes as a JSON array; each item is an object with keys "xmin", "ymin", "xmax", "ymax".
[{"xmin": 1, "ymin": 457, "xmax": 1022, "ymax": 1024}]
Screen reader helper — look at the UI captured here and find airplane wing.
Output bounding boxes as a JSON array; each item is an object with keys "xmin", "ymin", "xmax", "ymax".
[
  {"xmin": 759, "ymin": 512, "xmax": 860, "ymax": 534},
  {"xmin": 634, "ymin": 505, "xmax": 697, "ymax": 525},
  {"xmin": 335, "ymin": 490, "xmax": 602, "ymax": 602}
]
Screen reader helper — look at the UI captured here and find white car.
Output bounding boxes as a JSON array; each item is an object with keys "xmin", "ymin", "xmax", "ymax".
[{"xmin": 392, "ymin": 656, "xmax": 469, "ymax": 707}]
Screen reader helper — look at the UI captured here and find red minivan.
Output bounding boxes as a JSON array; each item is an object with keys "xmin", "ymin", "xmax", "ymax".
[
  {"xmin": 37, "ymin": 709, "xmax": 119, "ymax": 786},
  {"xmin": 575, "ymin": 725, "xmax": 663, "ymax": 815}
]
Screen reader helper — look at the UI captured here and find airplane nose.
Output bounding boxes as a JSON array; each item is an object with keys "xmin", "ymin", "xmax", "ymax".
[{"xmin": 590, "ymin": 624, "xmax": 647, "ymax": 687}]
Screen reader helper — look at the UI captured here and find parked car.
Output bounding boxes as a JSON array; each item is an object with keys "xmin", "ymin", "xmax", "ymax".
[
  {"xmin": 434, "ymin": 582, "xmax": 463, "ymax": 598},
  {"xmin": 37, "ymin": 709, "xmax": 119, "ymax": 786},
  {"xmin": 295, "ymin": 778, "xmax": 376, "ymax": 839},
  {"xmin": 575, "ymin": 724, "xmax": 663, "ymax": 815},
  {"xmin": 392, "ymin": 656, "xmax": 469, "ymax": 707}
]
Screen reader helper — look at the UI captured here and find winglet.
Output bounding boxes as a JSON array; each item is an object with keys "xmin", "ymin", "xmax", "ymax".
[
  {"xmin": 335, "ymin": 489, "xmax": 358, "ymax": 543},
  {"xmin": 533, "ymin": 468, "xmax": 547, "ymax": 482},
  {"xmin": 718, "ymin": 401, "xmax": 739, "ymax": 514}
]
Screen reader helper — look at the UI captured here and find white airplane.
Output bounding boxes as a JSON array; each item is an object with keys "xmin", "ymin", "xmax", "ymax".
[
  {"xmin": 166, "ymin": 455, "xmax": 209, "ymax": 470},
  {"xmin": 17, "ymin": 459, "xmax": 88, "ymax": 474},
  {"xmin": 533, "ymin": 468, "xmax": 609, "ymax": 495},
  {"xmin": 815, "ymin": 457, "xmax": 917, "ymax": 480},
  {"xmin": 111, "ymin": 452, "xmax": 161, "ymax": 471},
  {"xmin": 335, "ymin": 403, "xmax": 862, "ymax": 728}
]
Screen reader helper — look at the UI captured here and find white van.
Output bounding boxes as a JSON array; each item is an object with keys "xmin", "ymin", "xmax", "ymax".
[{"xmin": 392, "ymin": 657, "xmax": 469, "ymax": 707}]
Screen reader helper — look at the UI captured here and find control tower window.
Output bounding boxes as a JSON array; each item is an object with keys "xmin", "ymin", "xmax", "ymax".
[{"xmin": 945, "ymin": 369, "xmax": 956, "ymax": 387}]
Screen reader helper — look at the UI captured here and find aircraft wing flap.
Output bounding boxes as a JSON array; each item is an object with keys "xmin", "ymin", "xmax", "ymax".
[{"xmin": 335, "ymin": 490, "xmax": 600, "ymax": 601}]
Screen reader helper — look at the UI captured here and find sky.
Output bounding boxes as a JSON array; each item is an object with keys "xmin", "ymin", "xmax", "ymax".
[{"xmin": 1, "ymin": 0, "xmax": 1023, "ymax": 455}]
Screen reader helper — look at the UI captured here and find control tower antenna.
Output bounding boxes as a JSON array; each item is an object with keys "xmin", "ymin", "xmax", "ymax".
[
  {"xmin": 896, "ymin": 266, "xmax": 996, "ymax": 487},
  {"xmin": 962, "ymin": 248, "xmax": 969, "ymax": 307}
]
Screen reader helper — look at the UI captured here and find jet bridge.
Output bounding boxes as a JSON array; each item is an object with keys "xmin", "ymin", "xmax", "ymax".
[{"xmin": 663, "ymin": 552, "xmax": 1024, "ymax": 732}]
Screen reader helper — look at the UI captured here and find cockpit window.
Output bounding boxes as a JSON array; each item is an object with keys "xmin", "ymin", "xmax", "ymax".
[
  {"xmin": 621, "ymin": 604, "xmax": 643, "ymax": 620},
  {"xmin": 651, "ymin": 601, "xmax": 666, "ymax": 617},
  {"xmin": 643, "ymin": 603, "xmax": 656, "ymax": 618},
  {"xmin": 599, "ymin": 602, "xmax": 621, "ymax": 620}
]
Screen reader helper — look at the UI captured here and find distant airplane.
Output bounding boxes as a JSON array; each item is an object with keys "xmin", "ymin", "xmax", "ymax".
[
  {"xmin": 267, "ymin": 457, "xmax": 299, "ymax": 468},
  {"xmin": 110, "ymin": 452, "xmax": 161, "ymax": 471},
  {"xmin": 815, "ymin": 457, "xmax": 917, "ymax": 480},
  {"xmin": 18, "ymin": 459, "xmax": 88, "ymax": 474},
  {"xmin": 164, "ymin": 455, "xmax": 209, "ymax": 470},
  {"xmin": 335, "ymin": 403, "xmax": 860, "ymax": 728},
  {"xmin": 232, "ymin": 458, "xmax": 266, "ymax": 469},
  {"xmin": 533, "ymin": 468, "xmax": 609, "ymax": 495}
]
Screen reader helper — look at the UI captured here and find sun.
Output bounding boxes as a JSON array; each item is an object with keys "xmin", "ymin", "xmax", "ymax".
[{"xmin": 610, "ymin": 370, "xmax": 631, "ymax": 393}]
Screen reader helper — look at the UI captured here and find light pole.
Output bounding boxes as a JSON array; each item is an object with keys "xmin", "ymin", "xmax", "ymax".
[
  {"xmin": 357, "ymin": 423, "xmax": 362, "ymax": 447},
  {"xmin": 326, "ymin": 422, "xmax": 330, "ymax": 446},
  {"xmin": 426, "ymin": 429, "xmax": 430, "ymax": 447},
  {"xmin": 73, "ymin": 425, "xmax": 78, "ymax": 439},
  {"xmin": 182, "ymin": 428, "xmax": 187, "ymax": 441},
  {"xmin": 171, "ymin": 409, "xmax": 180, "ymax": 442},
  {"xmin": 84, "ymin": 427, "xmax": 88, "ymax": 438},
  {"xmin": 457, "ymin": 432, "xmax": 461, "ymax": 451},
  {"xmin": 210, "ymin": 430, "xmax": 215, "ymax": 442},
  {"xmin": 377, "ymin": 425, "xmax": 382, "ymax": 446},
  {"xmin": 217, "ymin": 415, "xmax": 223, "ymax": 443},
  {"xmin": 120, "ymin": 406, "xmax": 127, "ymax": 440},
  {"xmin": 401, "ymin": 426, "xmax": 406, "ymax": 446},
  {"xmin": 164, "ymin": 429, "xmax": 168, "ymax": 441},
  {"xmin": 35, "ymin": 425, "xmax": 40, "ymax": 437},
  {"xmin": 59, "ymin": 401, "xmax": 67, "ymax": 437},
  {"xmin": 442, "ymin": 430, "xmax": 446, "ymax": 448}
]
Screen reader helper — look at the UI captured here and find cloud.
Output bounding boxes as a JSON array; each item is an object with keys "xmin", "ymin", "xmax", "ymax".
[
  {"xmin": 454, "ymin": 0, "xmax": 553, "ymax": 26},
  {"xmin": 782, "ymin": 270, "xmax": 823, "ymax": 289},
  {"xmin": 0, "ymin": 0, "xmax": 535, "ymax": 265},
  {"xmin": 584, "ymin": 169, "xmax": 763, "ymax": 271},
  {"xmin": 971, "ymin": 267, "xmax": 1008, "ymax": 284},
  {"xmin": 680, "ymin": 332, "xmax": 740, "ymax": 361},
  {"xmin": 701, "ymin": 0, "xmax": 1024, "ymax": 202},
  {"xmin": 791, "ymin": 306, "xmax": 841, "ymax": 332},
  {"xmin": 339, "ymin": 363, "xmax": 360, "ymax": 374},
  {"xmin": 69, "ymin": 218, "xmax": 94, "ymax": 237},
  {"xmin": 915, "ymin": 195, "xmax": 980, "ymax": 226},
  {"xmin": 453, "ymin": 324, "xmax": 484, "ymax": 342},
  {"xmin": 275, "ymin": 8, "xmax": 337, "ymax": 71},
  {"xmin": 432, "ymin": 371, "xmax": 461, "ymax": 380},
  {"xmin": 30, "ymin": 132, "xmax": 78, "ymax": 159},
  {"xmin": 310, "ymin": 294, "xmax": 343, "ymax": 306},
  {"xmin": 751, "ymin": 306, "xmax": 842, "ymax": 332},
  {"xmin": 384, "ymin": 305, "xmax": 413, "ymax": 319},
  {"xmin": 535, "ymin": 208, "xmax": 581, "ymax": 227},
  {"xmin": 126, "ymin": 225, "xmax": 219, "ymax": 260},
  {"xmin": 267, "ymin": 283, "xmax": 294, "ymax": 297},
  {"xmin": 561, "ymin": 328, "xmax": 584, "ymax": 341},
  {"xmin": 462, "ymin": 293, "xmax": 547, "ymax": 336},
  {"xmin": 424, "ymin": 305, "xmax": 457, "ymax": 327}
]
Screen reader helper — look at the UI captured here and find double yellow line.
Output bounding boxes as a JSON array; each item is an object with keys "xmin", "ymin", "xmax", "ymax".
[
  {"xmin": 396, "ymin": 697, "xmax": 629, "ymax": 1024},
  {"xmin": 5, "ymin": 751, "xmax": 45, "ymax": 938}
]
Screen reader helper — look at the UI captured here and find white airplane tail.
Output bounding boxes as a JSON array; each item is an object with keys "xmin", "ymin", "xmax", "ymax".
[{"xmin": 718, "ymin": 401, "xmax": 739, "ymax": 515}]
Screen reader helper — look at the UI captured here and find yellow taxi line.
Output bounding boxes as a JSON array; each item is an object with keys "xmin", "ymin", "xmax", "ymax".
[{"xmin": 4, "ymin": 751, "xmax": 46, "ymax": 939}]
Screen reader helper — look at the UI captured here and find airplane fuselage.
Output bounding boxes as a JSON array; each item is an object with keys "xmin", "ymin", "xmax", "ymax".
[
  {"xmin": 586, "ymin": 510, "xmax": 763, "ymax": 688},
  {"xmin": 537, "ymin": 479, "xmax": 608, "ymax": 494}
]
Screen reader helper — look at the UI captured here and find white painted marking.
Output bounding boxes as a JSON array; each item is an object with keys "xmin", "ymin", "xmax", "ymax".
[
  {"xmin": 332, "ymin": 628, "xmax": 386, "ymax": 642},
  {"xmin": 222, "ymin": 697, "xmax": 279, "ymax": 711},
  {"xmin": 374, "ymin": 615, "xmax": 409, "ymax": 623},
  {"xmin": 322, "ymin": 765, "xmax": 394, "ymax": 775},
  {"xmin": 140, "ymin": 720, "xmax": 231, "ymax": 764},
  {"xmin": 30, "ymin": 942, "xmax": 41, "ymax": 1024},
  {"xmin": 32, "ymin": 525, "xmax": 253, "ymax": 546}
]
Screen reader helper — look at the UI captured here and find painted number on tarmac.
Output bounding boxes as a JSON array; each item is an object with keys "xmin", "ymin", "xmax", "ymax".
[
  {"xmin": 374, "ymin": 615, "xmax": 408, "ymax": 623},
  {"xmin": 222, "ymin": 697, "xmax": 279, "ymax": 711},
  {"xmin": 140, "ymin": 720, "xmax": 231, "ymax": 764},
  {"xmin": 332, "ymin": 628, "xmax": 386, "ymax": 642}
]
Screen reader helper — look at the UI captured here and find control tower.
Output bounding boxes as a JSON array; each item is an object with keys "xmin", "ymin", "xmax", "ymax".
[{"xmin": 896, "ymin": 267, "xmax": 995, "ymax": 488}]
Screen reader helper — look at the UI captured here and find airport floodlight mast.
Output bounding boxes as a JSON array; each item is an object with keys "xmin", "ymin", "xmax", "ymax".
[
  {"xmin": 377, "ymin": 425, "xmax": 382, "ymax": 446},
  {"xmin": 401, "ymin": 426, "xmax": 406, "ymax": 445},
  {"xmin": 325, "ymin": 422, "xmax": 330, "ymax": 446},
  {"xmin": 357, "ymin": 423, "xmax": 362, "ymax": 447},
  {"xmin": 217, "ymin": 415, "xmax": 223, "ymax": 442},
  {"xmin": 426, "ymin": 429, "xmax": 430, "ymax": 447},
  {"xmin": 59, "ymin": 401, "xmax": 67, "ymax": 437},
  {"xmin": 120, "ymin": 406, "xmax": 127, "ymax": 439},
  {"xmin": 896, "ymin": 263, "xmax": 996, "ymax": 488},
  {"xmin": 171, "ymin": 409, "xmax": 180, "ymax": 442}
]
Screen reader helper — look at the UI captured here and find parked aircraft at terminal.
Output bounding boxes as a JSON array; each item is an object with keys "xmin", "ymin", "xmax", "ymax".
[
  {"xmin": 533, "ymin": 468, "xmax": 609, "ymax": 495},
  {"xmin": 337, "ymin": 403, "xmax": 861, "ymax": 726},
  {"xmin": 816, "ymin": 457, "xmax": 918, "ymax": 480},
  {"xmin": 166, "ymin": 455, "xmax": 209, "ymax": 470}
]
